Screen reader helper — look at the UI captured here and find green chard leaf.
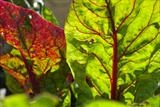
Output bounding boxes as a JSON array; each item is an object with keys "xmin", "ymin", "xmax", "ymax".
[{"xmin": 65, "ymin": 0, "xmax": 160, "ymax": 106}]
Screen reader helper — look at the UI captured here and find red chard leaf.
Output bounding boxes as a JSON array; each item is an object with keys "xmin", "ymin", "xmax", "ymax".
[{"xmin": 0, "ymin": 0, "xmax": 65, "ymax": 94}]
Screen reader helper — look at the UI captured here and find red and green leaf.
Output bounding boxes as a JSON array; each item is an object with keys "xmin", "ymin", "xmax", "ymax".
[{"xmin": 0, "ymin": 0, "xmax": 65, "ymax": 94}]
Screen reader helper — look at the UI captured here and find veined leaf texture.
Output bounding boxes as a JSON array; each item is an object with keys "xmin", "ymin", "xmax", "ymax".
[
  {"xmin": 65, "ymin": 0, "xmax": 160, "ymax": 105},
  {"xmin": 0, "ymin": 0, "xmax": 65, "ymax": 93}
]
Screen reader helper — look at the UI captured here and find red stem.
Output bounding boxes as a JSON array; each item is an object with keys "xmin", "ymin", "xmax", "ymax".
[
  {"xmin": 105, "ymin": 0, "xmax": 118, "ymax": 100},
  {"xmin": 19, "ymin": 49, "xmax": 40, "ymax": 95},
  {"xmin": 111, "ymin": 32, "xmax": 118, "ymax": 100}
]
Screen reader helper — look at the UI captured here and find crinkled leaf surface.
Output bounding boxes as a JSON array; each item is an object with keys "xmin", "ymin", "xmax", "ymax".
[
  {"xmin": 65, "ymin": 0, "xmax": 160, "ymax": 105},
  {"xmin": 0, "ymin": 0, "xmax": 65, "ymax": 93}
]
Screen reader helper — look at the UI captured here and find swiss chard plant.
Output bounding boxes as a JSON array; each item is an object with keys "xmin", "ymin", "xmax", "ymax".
[
  {"xmin": 0, "ymin": 0, "xmax": 70, "ymax": 102},
  {"xmin": 65, "ymin": 0, "xmax": 160, "ymax": 106},
  {"xmin": 0, "ymin": 0, "xmax": 160, "ymax": 107}
]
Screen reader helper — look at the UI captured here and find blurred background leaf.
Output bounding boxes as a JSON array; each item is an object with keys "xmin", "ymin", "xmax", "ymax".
[{"xmin": 1, "ymin": 93, "xmax": 59, "ymax": 107}]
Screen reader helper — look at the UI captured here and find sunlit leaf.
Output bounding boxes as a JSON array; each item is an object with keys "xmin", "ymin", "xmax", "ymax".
[{"xmin": 65, "ymin": 0, "xmax": 160, "ymax": 105}]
